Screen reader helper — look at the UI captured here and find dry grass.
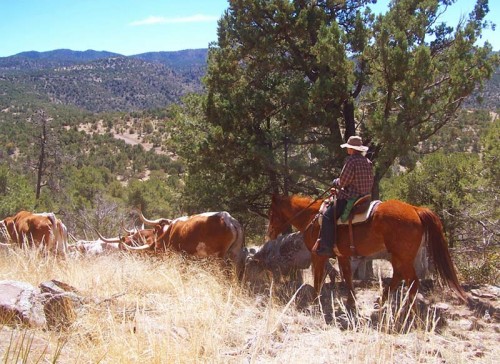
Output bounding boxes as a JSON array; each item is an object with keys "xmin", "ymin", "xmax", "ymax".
[{"xmin": 0, "ymin": 249, "xmax": 498, "ymax": 363}]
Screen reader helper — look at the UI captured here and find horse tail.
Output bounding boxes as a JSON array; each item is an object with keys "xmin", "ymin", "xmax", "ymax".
[{"xmin": 416, "ymin": 207, "xmax": 468, "ymax": 303}]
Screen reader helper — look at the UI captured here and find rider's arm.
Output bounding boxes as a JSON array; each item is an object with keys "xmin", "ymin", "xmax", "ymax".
[{"xmin": 334, "ymin": 159, "xmax": 355, "ymax": 189}]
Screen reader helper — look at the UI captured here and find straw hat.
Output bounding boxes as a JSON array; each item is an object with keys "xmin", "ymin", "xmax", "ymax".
[{"xmin": 340, "ymin": 136, "xmax": 369, "ymax": 152}]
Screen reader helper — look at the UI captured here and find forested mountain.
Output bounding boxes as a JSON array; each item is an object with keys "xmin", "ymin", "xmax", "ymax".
[
  {"xmin": 0, "ymin": 49, "xmax": 208, "ymax": 112},
  {"xmin": 0, "ymin": 48, "xmax": 497, "ymax": 113}
]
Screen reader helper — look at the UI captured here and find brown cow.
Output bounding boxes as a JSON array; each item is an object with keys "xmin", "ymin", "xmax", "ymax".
[
  {"xmin": 0, "ymin": 211, "xmax": 68, "ymax": 255},
  {"xmin": 125, "ymin": 210, "xmax": 245, "ymax": 275}
]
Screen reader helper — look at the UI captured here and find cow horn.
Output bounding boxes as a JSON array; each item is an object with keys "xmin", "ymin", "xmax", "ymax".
[
  {"xmin": 122, "ymin": 223, "xmax": 135, "ymax": 234},
  {"xmin": 119, "ymin": 241, "xmax": 153, "ymax": 251},
  {"xmin": 133, "ymin": 208, "xmax": 167, "ymax": 225},
  {"xmin": 96, "ymin": 230, "xmax": 121, "ymax": 243}
]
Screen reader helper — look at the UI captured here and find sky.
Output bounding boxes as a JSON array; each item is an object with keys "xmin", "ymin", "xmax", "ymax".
[{"xmin": 0, "ymin": 0, "xmax": 498, "ymax": 58}]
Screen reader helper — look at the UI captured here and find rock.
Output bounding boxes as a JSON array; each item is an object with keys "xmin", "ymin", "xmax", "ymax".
[
  {"xmin": 0, "ymin": 279, "xmax": 83, "ymax": 330},
  {"xmin": 40, "ymin": 280, "xmax": 82, "ymax": 330},
  {"xmin": 0, "ymin": 280, "xmax": 46, "ymax": 328}
]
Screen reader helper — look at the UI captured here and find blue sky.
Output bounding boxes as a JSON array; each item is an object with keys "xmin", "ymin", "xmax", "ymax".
[{"xmin": 0, "ymin": 0, "xmax": 497, "ymax": 57}]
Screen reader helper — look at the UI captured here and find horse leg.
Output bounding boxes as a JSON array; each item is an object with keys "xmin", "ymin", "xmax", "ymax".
[
  {"xmin": 381, "ymin": 256, "xmax": 405, "ymax": 304},
  {"xmin": 401, "ymin": 264, "xmax": 420, "ymax": 300},
  {"xmin": 311, "ymin": 255, "xmax": 335, "ymax": 323},
  {"xmin": 311, "ymin": 255, "xmax": 329, "ymax": 296},
  {"xmin": 338, "ymin": 256, "xmax": 356, "ymax": 308},
  {"xmin": 384, "ymin": 255, "xmax": 420, "ymax": 302}
]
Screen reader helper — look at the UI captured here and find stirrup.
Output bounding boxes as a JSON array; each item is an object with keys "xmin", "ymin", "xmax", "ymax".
[{"xmin": 332, "ymin": 243, "xmax": 343, "ymax": 257}]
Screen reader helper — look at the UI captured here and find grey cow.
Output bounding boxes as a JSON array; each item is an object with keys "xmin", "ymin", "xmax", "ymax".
[{"xmin": 244, "ymin": 232, "xmax": 337, "ymax": 290}]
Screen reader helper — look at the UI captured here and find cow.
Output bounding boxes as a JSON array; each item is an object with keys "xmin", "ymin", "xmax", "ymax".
[
  {"xmin": 74, "ymin": 228, "xmax": 156, "ymax": 254},
  {"xmin": 0, "ymin": 210, "xmax": 68, "ymax": 256},
  {"xmin": 124, "ymin": 210, "xmax": 245, "ymax": 277},
  {"xmin": 350, "ymin": 243, "xmax": 430, "ymax": 280},
  {"xmin": 243, "ymin": 232, "xmax": 336, "ymax": 309},
  {"xmin": 68, "ymin": 235, "xmax": 121, "ymax": 256},
  {"xmin": 244, "ymin": 232, "xmax": 337, "ymax": 289}
]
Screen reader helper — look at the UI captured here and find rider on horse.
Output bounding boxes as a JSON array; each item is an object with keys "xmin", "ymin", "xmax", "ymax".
[{"xmin": 314, "ymin": 136, "xmax": 374, "ymax": 257}]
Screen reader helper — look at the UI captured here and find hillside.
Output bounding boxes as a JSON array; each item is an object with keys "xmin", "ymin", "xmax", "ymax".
[
  {"xmin": 0, "ymin": 48, "xmax": 497, "ymax": 113},
  {"xmin": 0, "ymin": 49, "xmax": 208, "ymax": 112}
]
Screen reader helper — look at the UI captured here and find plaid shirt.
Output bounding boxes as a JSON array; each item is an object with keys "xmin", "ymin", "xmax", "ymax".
[{"xmin": 333, "ymin": 154, "xmax": 374, "ymax": 200}]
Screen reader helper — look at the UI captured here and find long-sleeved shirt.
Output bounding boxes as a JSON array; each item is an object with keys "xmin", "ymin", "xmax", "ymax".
[{"xmin": 333, "ymin": 153, "xmax": 374, "ymax": 200}]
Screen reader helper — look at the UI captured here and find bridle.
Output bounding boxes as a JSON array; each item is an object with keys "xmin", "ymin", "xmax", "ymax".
[{"xmin": 269, "ymin": 186, "xmax": 335, "ymax": 237}]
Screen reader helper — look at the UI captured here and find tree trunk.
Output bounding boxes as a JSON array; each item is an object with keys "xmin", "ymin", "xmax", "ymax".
[
  {"xmin": 343, "ymin": 99, "xmax": 356, "ymax": 140},
  {"xmin": 35, "ymin": 118, "xmax": 47, "ymax": 200}
]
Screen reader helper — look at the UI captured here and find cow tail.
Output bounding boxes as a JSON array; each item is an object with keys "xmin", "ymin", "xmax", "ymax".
[
  {"xmin": 224, "ymin": 214, "xmax": 245, "ymax": 278},
  {"xmin": 45, "ymin": 213, "xmax": 58, "ymax": 248},
  {"xmin": 46, "ymin": 213, "xmax": 68, "ymax": 255}
]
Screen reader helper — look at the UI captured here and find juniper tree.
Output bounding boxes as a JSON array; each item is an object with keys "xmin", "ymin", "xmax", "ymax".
[{"xmin": 178, "ymin": 0, "xmax": 498, "ymax": 216}]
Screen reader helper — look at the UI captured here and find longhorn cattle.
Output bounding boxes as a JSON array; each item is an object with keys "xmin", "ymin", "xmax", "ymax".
[
  {"xmin": 89, "ymin": 229, "xmax": 157, "ymax": 251},
  {"xmin": 126, "ymin": 210, "xmax": 245, "ymax": 275},
  {"xmin": 68, "ymin": 236, "xmax": 121, "ymax": 256},
  {"xmin": 0, "ymin": 211, "xmax": 68, "ymax": 255},
  {"xmin": 245, "ymin": 232, "xmax": 337, "ymax": 287}
]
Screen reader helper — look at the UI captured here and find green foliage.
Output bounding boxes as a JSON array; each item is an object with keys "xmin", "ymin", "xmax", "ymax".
[
  {"xmin": 481, "ymin": 116, "xmax": 500, "ymax": 184},
  {"xmin": 65, "ymin": 166, "xmax": 112, "ymax": 210},
  {"xmin": 189, "ymin": 0, "xmax": 498, "ymax": 220},
  {"xmin": 455, "ymin": 250, "xmax": 499, "ymax": 285},
  {"xmin": 0, "ymin": 165, "xmax": 36, "ymax": 217},
  {"xmin": 381, "ymin": 151, "xmax": 481, "ymax": 246},
  {"xmin": 364, "ymin": 0, "xmax": 499, "ymax": 182},
  {"xmin": 126, "ymin": 172, "xmax": 183, "ymax": 219}
]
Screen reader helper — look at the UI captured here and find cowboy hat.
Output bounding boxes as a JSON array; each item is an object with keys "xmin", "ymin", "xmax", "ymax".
[{"xmin": 340, "ymin": 136, "xmax": 369, "ymax": 152}]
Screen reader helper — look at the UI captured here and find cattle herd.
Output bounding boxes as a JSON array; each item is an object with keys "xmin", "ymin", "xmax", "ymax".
[
  {"xmin": 0, "ymin": 208, "xmax": 430, "ymax": 301},
  {"xmin": 0, "ymin": 209, "xmax": 244, "ymax": 263}
]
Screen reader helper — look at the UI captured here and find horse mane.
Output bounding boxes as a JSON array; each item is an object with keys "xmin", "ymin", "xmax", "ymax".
[{"xmin": 287, "ymin": 194, "xmax": 323, "ymax": 210}]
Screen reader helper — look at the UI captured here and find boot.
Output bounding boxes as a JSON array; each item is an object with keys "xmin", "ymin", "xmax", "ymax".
[{"xmin": 314, "ymin": 239, "xmax": 334, "ymax": 258}]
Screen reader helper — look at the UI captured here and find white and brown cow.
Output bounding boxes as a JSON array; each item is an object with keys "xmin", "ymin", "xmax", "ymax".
[
  {"xmin": 124, "ymin": 210, "xmax": 245, "ymax": 275},
  {"xmin": 68, "ymin": 236, "xmax": 121, "ymax": 256},
  {"xmin": 0, "ymin": 210, "xmax": 68, "ymax": 255}
]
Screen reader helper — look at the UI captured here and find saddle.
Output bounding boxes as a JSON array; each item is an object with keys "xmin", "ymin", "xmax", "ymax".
[
  {"xmin": 331, "ymin": 195, "xmax": 381, "ymax": 257},
  {"xmin": 337, "ymin": 195, "xmax": 380, "ymax": 225}
]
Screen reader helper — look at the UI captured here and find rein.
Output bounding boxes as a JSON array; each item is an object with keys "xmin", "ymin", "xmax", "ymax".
[{"xmin": 273, "ymin": 186, "xmax": 335, "ymax": 235}]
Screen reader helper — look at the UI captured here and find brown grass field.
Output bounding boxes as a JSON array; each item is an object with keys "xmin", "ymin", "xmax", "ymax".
[{"xmin": 0, "ymin": 247, "xmax": 498, "ymax": 363}]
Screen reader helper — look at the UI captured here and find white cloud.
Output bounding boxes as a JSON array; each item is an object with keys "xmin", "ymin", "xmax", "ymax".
[{"xmin": 130, "ymin": 14, "xmax": 218, "ymax": 26}]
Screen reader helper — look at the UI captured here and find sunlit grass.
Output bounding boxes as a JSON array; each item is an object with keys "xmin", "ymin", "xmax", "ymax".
[{"xmin": 0, "ymin": 247, "xmax": 496, "ymax": 363}]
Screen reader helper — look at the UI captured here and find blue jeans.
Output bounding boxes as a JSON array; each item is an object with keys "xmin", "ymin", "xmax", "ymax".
[{"xmin": 319, "ymin": 198, "xmax": 347, "ymax": 249}]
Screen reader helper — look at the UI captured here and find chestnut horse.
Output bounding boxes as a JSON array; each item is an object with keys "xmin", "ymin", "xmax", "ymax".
[{"xmin": 266, "ymin": 194, "xmax": 467, "ymax": 307}]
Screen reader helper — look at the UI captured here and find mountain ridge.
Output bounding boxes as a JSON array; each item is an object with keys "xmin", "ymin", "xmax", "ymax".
[
  {"xmin": 0, "ymin": 48, "xmax": 497, "ymax": 113},
  {"xmin": 0, "ymin": 48, "xmax": 209, "ymax": 112}
]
